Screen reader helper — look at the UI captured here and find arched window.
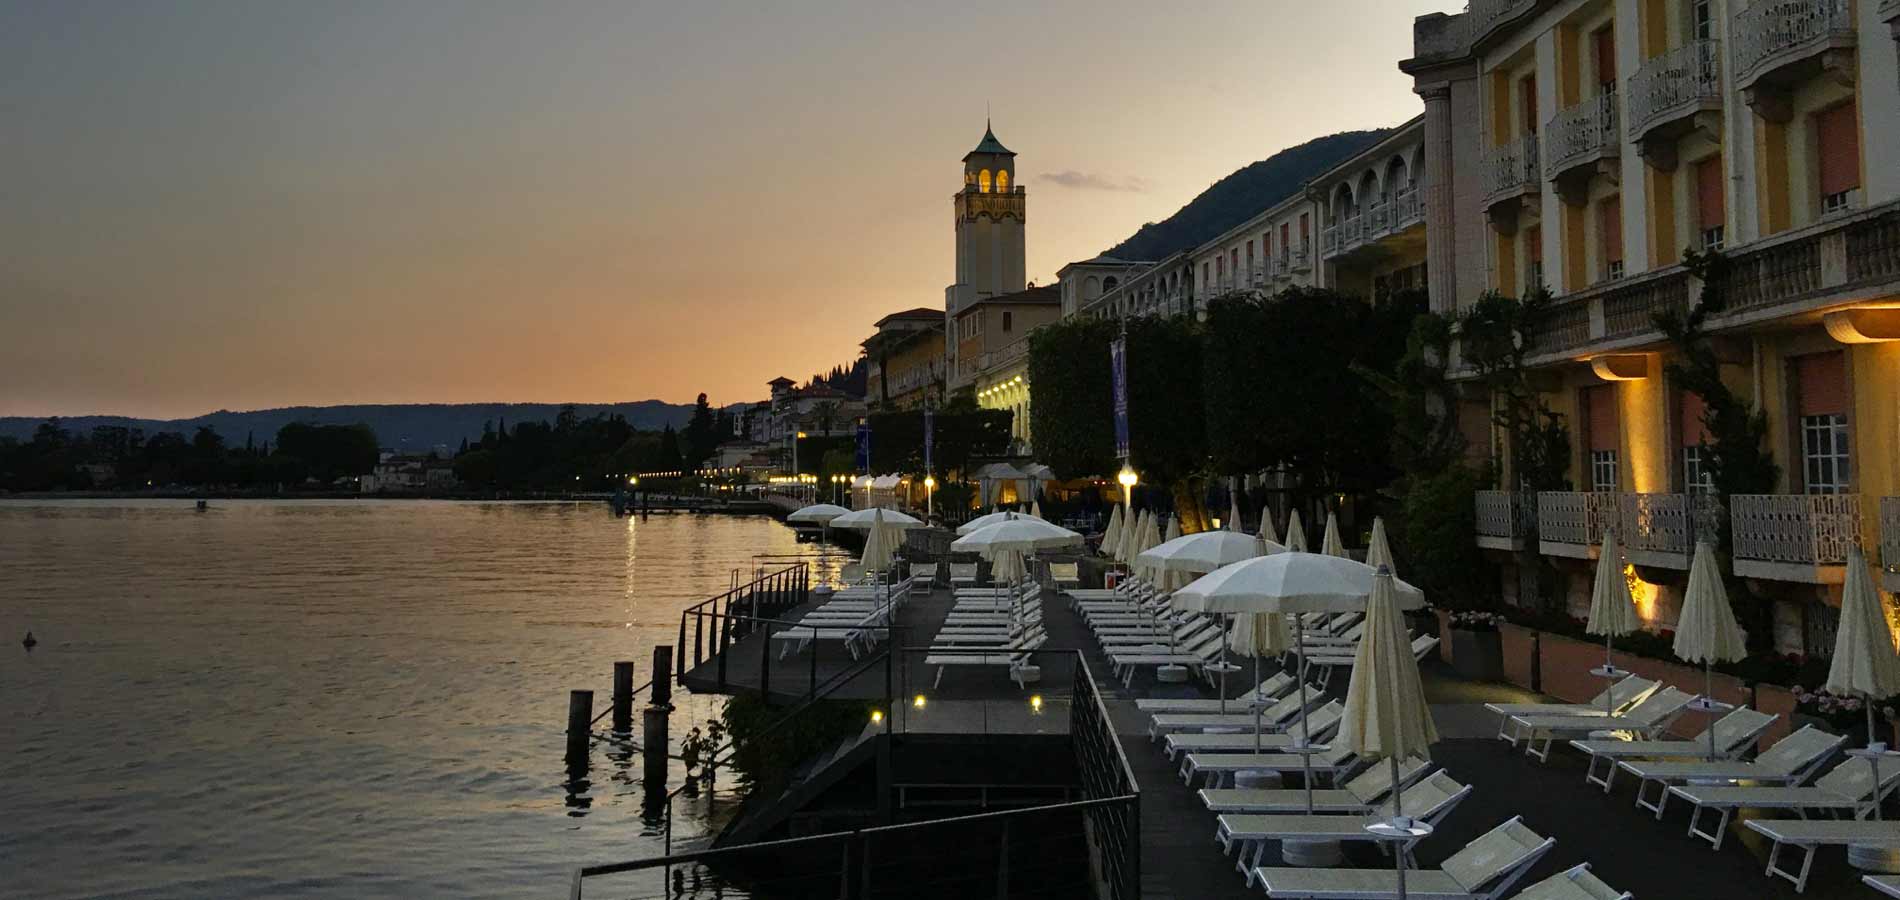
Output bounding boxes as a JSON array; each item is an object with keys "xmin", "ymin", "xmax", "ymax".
[
  {"xmin": 1385, "ymin": 157, "xmax": 1409, "ymax": 197},
  {"xmin": 1360, "ymin": 171, "xmax": 1381, "ymax": 206},
  {"xmin": 996, "ymin": 170, "xmax": 1009, "ymax": 192},
  {"xmin": 1333, "ymin": 184, "xmax": 1355, "ymax": 222},
  {"xmin": 1103, "ymin": 276, "xmax": 1119, "ymax": 291},
  {"xmin": 1083, "ymin": 275, "xmax": 1101, "ymax": 300},
  {"xmin": 979, "ymin": 169, "xmax": 992, "ymax": 193}
]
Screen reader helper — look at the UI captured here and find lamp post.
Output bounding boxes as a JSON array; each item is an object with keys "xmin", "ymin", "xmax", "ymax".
[
  {"xmin": 1117, "ymin": 466, "xmax": 1138, "ymax": 522},
  {"xmin": 924, "ymin": 475, "xmax": 935, "ymax": 522}
]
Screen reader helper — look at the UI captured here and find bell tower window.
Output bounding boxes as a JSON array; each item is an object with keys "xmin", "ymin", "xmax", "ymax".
[
  {"xmin": 978, "ymin": 169, "xmax": 992, "ymax": 193},
  {"xmin": 995, "ymin": 170, "xmax": 1008, "ymax": 192}
]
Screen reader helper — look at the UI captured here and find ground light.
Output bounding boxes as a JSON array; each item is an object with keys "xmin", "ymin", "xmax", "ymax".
[
  {"xmin": 1029, "ymin": 695, "xmax": 1042, "ymax": 713},
  {"xmin": 912, "ymin": 694, "xmax": 926, "ymax": 709},
  {"xmin": 870, "ymin": 709, "xmax": 884, "ymax": 725}
]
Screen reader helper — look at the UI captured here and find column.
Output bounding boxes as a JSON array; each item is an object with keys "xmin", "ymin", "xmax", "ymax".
[{"xmin": 1420, "ymin": 82, "xmax": 1459, "ymax": 314}]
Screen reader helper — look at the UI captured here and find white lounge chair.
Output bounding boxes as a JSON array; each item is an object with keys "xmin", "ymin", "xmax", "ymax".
[
  {"xmin": 1668, "ymin": 755, "xmax": 1900, "ymax": 849},
  {"xmin": 1048, "ymin": 562, "xmax": 1080, "ymax": 588},
  {"xmin": 1745, "ymin": 818, "xmax": 1900, "ymax": 892},
  {"xmin": 1305, "ymin": 634, "xmax": 1439, "ymax": 687},
  {"xmin": 1249, "ymin": 816, "xmax": 1554, "ymax": 900},
  {"xmin": 1183, "ymin": 745, "xmax": 1360, "ymax": 791},
  {"xmin": 1511, "ymin": 864, "xmax": 1632, "ymax": 900},
  {"xmin": 923, "ymin": 633, "xmax": 1047, "ymax": 688},
  {"xmin": 947, "ymin": 562, "xmax": 979, "ymax": 588},
  {"xmin": 1507, "ymin": 686, "xmax": 1697, "ymax": 761},
  {"xmin": 1148, "ymin": 692, "xmax": 1314, "ymax": 739},
  {"xmin": 1619, "ymin": 725, "xmax": 1844, "ymax": 817},
  {"xmin": 1218, "ymin": 771, "xmax": 1470, "ymax": 877},
  {"xmin": 1135, "ymin": 672, "xmax": 1296, "ymax": 714},
  {"xmin": 1200, "ymin": 755, "xmax": 1432, "ymax": 814},
  {"xmin": 1165, "ymin": 702, "xmax": 1344, "ymax": 761},
  {"xmin": 1484, "ymin": 675, "xmax": 1661, "ymax": 742},
  {"xmin": 1568, "ymin": 705, "xmax": 1778, "ymax": 790}
]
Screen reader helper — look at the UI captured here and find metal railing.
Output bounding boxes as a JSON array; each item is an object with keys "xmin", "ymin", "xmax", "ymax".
[
  {"xmin": 1601, "ymin": 271, "xmax": 1692, "ymax": 339},
  {"xmin": 1882, "ymin": 497, "xmax": 1900, "ymax": 576},
  {"xmin": 1526, "ymin": 299, "xmax": 1592, "ymax": 353},
  {"xmin": 1544, "ymin": 93, "xmax": 1620, "ymax": 180},
  {"xmin": 1481, "ymin": 133, "xmax": 1540, "ymax": 205},
  {"xmin": 1619, "ymin": 492, "xmax": 1724, "ymax": 557},
  {"xmin": 676, "ymin": 563, "xmax": 811, "ymax": 684},
  {"xmin": 1730, "ymin": 493, "xmax": 1862, "ymax": 567},
  {"xmin": 1474, "ymin": 490, "xmax": 1534, "ymax": 542},
  {"xmin": 1390, "ymin": 188, "xmax": 1423, "ymax": 229},
  {"xmin": 1628, "ymin": 39, "xmax": 1723, "ymax": 138},
  {"xmin": 1732, "ymin": 0, "xmax": 1855, "ymax": 89},
  {"xmin": 1538, "ymin": 491, "xmax": 1618, "ymax": 546}
]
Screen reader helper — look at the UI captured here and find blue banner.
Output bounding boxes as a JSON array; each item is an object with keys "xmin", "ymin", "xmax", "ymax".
[
  {"xmin": 922, "ymin": 409, "xmax": 934, "ymax": 473},
  {"xmin": 1110, "ymin": 336, "xmax": 1130, "ymax": 459},
  {"xmin": 855, "ymin": 423, "xmax": 871, "ymax": 472}
]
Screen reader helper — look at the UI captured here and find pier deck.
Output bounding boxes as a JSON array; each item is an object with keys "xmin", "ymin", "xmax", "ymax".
[{"xmin": 680, "ymin": 580, "xmax": 1856, "ymax": 899}]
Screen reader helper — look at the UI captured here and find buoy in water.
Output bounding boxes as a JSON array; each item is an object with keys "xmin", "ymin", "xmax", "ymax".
[{"xmin": 22, "ymin": 631, "xmax": 36, "ymax": 649}]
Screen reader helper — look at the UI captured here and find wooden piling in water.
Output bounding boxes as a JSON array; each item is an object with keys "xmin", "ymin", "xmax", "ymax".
[
  {"xmin": 611, "ymin": 661, "xmax": 634, "ymax": 733},
  {"xmin": 566, "ymin": 690, "xmax": 593, "ymax": 763},
  {"xmin": 643, "ymin": 645, "xmax": 673, "ymax": 788}
]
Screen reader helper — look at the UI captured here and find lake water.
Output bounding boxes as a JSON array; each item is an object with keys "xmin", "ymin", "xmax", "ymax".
[{"xmin": 0, "ymin": 499, "xmax": 852, "ymax": 899}]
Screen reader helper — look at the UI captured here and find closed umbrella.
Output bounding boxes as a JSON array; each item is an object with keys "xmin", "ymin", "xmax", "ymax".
[
  {"xmin": 1826, "ymin": 546, "xmax": 1900, "ymax": 819},
  {"xmin": 1257, "ymin": 509, "xmax": 1281, "ymax": 553},
  {"xmin": 1229, "ymin": 492, "xmax": 1244, "ymax": 533},
  {"xmin": 1176, "ymin": 552, "xmax": 1426, "ymax": 811},
  {"xmin": 1585, "ymin": 528, "xmax": 1643, "ymax": 717},
  {"xmin": 1339, "ymin": 568, "xmax": 1440, "ymax": 900},
  {"xmin": 1321, "ymin": 511, "xmax": 1346, "ymax": 558},
  {"xmin": 1101, "ymin": 505, "xmax": 1124, "ymax": 558},
  {"xmin": 858, "ymin": 508, "xmax": 895, "ymax": 572},
  {"xmin": 1366, "ymin": 517, "xmax": 1394, "ymax": 572},
  {"xmin": 1673, "ymin": 541, "xmax": 1749, "ymax": 760},
  {"xmin": 1031, "ymin": 500, "xmax": 1042, "ymax": 520},
  {"xmin": 1284, "ymin": 509, "xmax": 1308, "ymax": 552}
]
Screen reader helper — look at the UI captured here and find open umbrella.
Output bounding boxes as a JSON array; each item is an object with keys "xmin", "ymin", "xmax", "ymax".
[
  {"xmin": 1673, "ymin": 541, "xmax": 1749, "ymax": 760},
  {"xmin": 832, "ymin": 507, "xmax": 924, "ymax": 530},
  {"xmin": 959, "ymin": 509, "xmax": 1048, "ymax": 535},
  {"xmin": 1284, "ymin": 509, "xmax": 1308, "ymax": 552},
  {"xmin": 1320, "ymin": 511, "xmax": 1346, "ymax": 557},
  {"xmin": 1366, "ymin": 517, "xmax": 1394, "ymax": 572},
  {"xmin": 1826, "ymin": 545, "xmax": 1900, "ymax": 820},
  {"xmin": 1144, "ymin": 529, "xmax": 1267, "ymax": 710},
  {"xmin": 1159, "ymin": 516, "xmax": 1185, "ymax": 589},
  {"xmin": 1585, "ymin": 528, "xmax": 1643, "ymax": 717},
  {"xmin": 1176, "ymin": 552, "xmax": 1426, "ymax": 812},
  {"xmin": 858, "ymin": 508, "xmax": 895, "ymax": 572},
  {"xmin": 1339, "ymin": 568, "xmax": 1440, "ymax": 899},
  {"xmin": 787, "ymin": 504, "xmax": 849, "ymax": 524},
  {"xmin": 949, "ymin": 517, "xmax": 1084, "ymax": 554}
]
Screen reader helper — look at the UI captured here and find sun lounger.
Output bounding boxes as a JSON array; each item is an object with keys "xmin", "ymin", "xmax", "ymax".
[
  {"xmin": 1218, "ymin": 771, "xmax": 1470, "ymax": 876},
  {"xmin": 1867, "ymin": 875, "xmax": 1900, "ymax": 898},
  {"xmin": 1201, "ymin": 756, "xmax": 1433, "ymax": 815},
  {"xmin": 1744, "ymin": 818, "xmax": 1900, "ymax": 892},
  {"xmin": 1484, "ymin": 675, "xmax": 1661, "ymax": 743},
  {"xmin": 1249, "ymin": 816, "xmax": 1554, "ymax": 900},
  {"xmin": 1135, "ymin": 673, "xmax": 1297, "ymax": 714},
  {"xmin": 1568, "ymin": 706, "xmax": 1778, "ymax": 790},
  {"xmin": 1184, "ymin": 745, "xmax": 1360, "ymax": 790},
  {"xmin": 1305, "ymin": 634, "xmax": 1439, "ymax": 686},
  {"xmin": 1507, "ymin": 686, "xmax": 1696, "ymax": 761},
  {"xmin": 923, "ymin": 634, "xmax": 1047, "ymax": 688},
  {"xmin": 1509, "ymin": 864, "xmax": 1631, "ymax": 900},
  {"xmin": 1165, "ymin": 702, "xmax": 1344, "ymax": 759},
  {"xmin": 1668, "ymin": 755, "xmax": 1900, "ymax": 849},
  {"xmin": 1619, "ymin": 725, "xmax": 1844, "ymax": 817},
  {"xmin": 1148, "ymin": 692, "xmax": 1310, "ymax": 739},
  {"xmin": 1109, "ymin": 633, "xmax": 1228, "ymax": 686},
  {"xmin": 1048, "ymin": 562, "xmax": 1080, "ymax": 588},
  {"xmin": 948, "ymin": 563, "xmax": 979, "ymax": 587}
]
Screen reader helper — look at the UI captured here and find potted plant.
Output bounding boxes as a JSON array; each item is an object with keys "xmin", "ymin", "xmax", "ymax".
[
  {"xmin": 1447, "ymin": 609, "xmax": 1506, "ymax": 682},
  {"xmin": 1790, "ymin": 687, "xmax": 1874, "ymax": 749}
]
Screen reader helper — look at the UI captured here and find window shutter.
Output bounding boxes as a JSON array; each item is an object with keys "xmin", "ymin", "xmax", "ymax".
[
  {"xmin": 1794, "ymin": 352, "xmax": 1847, "ymax": 416},
  {"xmin": 1521, "ymin": 76, "xmax": 1538, "ymax": 134},
  {"xmin": 1594, "ymin": 28, "xmax": 1616, "ymax": 83},
  {"xmin": 1527, "ymin": 225, "xmax": 1542, "ymax": 263},
  {"xmin": 1300, "ymin": 214, "xmax": 1310, "ymax": 241},
  {"xmin": 1695, "ymin": 157, "xmax": 1725, "ymax": 228},
  {"xmin": 1279, "ymin": 223, "xmax": 1290, "ymax": 252},
  {"xmin": 1599, "ymin": 196, "xmax": 1623, "ymax": 265},
  {"xmin": 1679, "ymin": 390, "xmax": 1709, "ymax": 446},
  {"xmin": 1584, "ymin": 385, "xmax": 1619, "ymax": 451},
  {"xmin": 1817, "ymin": 102, "xmax": 1860, "ymax": 198}
]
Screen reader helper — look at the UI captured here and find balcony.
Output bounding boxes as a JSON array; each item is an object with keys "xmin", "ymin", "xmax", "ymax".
[
  {"xmin": 1289, "ymin": 246, "xmax": 1312, "ymax": 273},
  {"xmin": 1389, "ymin": 189, "xmax": 1424, "ymax": 231},
  {"xmin": 1544, "ymin": 94, "xmax": 1621, "ymax": 190},
  {"xmin": 1322, "ymin": 223, "xmax": 1342, "ymax": 257},
  {"xmin": 1475, "ymin": 490, "xmax": 1534, "ymax": 551},
  {"xmin": 1628, "ymin": 39, "xmax": 1724, "ymax": 165},
  {"xmin": 1538, "ymin": 491, "xmax": 1619, "ymax": 559},
  {"xmin": 1481, "ymin": 133, "xmax": 1540, "ymax": 220},
  {"xmin": 1884, "ymin": 497, "xmax": 1900, "ymax": 592},
  {"xmin": 1730, "ymin": 493, "xmax": 1862, "ymax": 583},
  {"xmin": 1731, "ymin": 0, "xmax": 1857, "ymax": 117},
  {"xmin": 1620, "ymin": 492, "xmax": 1724, "ymax": 569}
]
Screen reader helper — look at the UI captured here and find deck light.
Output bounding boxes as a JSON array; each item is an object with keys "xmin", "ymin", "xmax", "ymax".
[
  {"xmin": 871, "ymin": 709, "xmax": 884, "ymax": 724},
  {"xmin": 913, "ymin": 694, "xmax": 926, "ymax": 709},
  {"xmin": 1030, "ymin": 695, "xmax": 1043, "ymax": 713}
]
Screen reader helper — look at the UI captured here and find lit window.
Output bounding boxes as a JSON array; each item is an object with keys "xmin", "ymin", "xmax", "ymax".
[
  {"xmin": 1590, "ymin": 450, "xmax": 1619, "ymax": 492},
  {"xmin": 996, "ymin": 170, "xmax": 1009, "ymax": 192},
  {"xmin": 978, "ymin": 169, "xmax": 992, "ymax": 193},
  {"xmin": 1802, "ymin": 414, "xmax": 1850, "ymax": 494},
  {"xmin": 1683, "ymin": 446, "xmax": 1713, "ymax": 494}
]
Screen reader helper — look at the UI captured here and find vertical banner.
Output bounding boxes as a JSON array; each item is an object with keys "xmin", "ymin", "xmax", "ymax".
[
  {"xmin": 854, "ymin": 422, "xmax": 872, "ymax": 472},
  {"xmin": 922, "ymin": 408, "xmax": 935, "ymax": 473},
  {"xmin": 1110, "ymin": 336, "xmax": 1130, "ymax": 459}
]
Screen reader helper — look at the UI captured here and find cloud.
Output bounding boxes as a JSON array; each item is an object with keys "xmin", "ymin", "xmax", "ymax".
[{"xmin": 1037, "ymin": 170, "xmax": 1150, "ymax": 193}]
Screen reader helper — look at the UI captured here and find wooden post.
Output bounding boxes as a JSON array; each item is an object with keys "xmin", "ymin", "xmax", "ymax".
[
  {"xmin": 642, "ymin": 702, "xmax": 669, "ymax": 788},
  {"xmin": 565, "ymin": 690, "xmax": 593, "ymax": 764},
  {"xmin": 651, "ymin": 646, "xmax": 673, "ymax": 709},
  {"xmin": 612, "ymin": 661, "xmax": 634, "ymax": 733}
]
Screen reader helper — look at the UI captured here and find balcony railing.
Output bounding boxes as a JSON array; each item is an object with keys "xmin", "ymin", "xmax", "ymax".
[
  {"xmin": 1732, "ymin": 0, "xmax": 1856, "ymax": 91},
  {"xmin": 1481, "ymin": 133, "xmax": 1540, "ymax": 207},
  {"xmin": 1475, "ymin": 490, "xmax": 1535, "ymax": 549},
  {"xmin": 1731, "ymin": 493, "xmax": 1862, "ymax": 581},
  {"xmin": 1601, "ymin": 273, "xmax": 1692, "ymax": 340},
  {"xmin": 1290, "ymin": 246, "xmax": 1312, "ymax": 272},
  {"xmin": 1525, "ymin": 299, "xmax": 1592, "ymax": 354},
  {"xmin": 1538, "ymin": 491, "xmax": 1619, "ymax": 556},
  {"xmin": 1882, "ymin": 497, "xmax": 1900, "ymax": 590},
  {"xmin": 1390, "ymin": 189, "xmax": 1423, "ymax": 229},
  {"xmin": 1620, "ymin": 492, "xmax": 1724, "ymax": 565},
  {"xmin": 1545, "ymin": 93, "xmax": 1620, "ymax": 181},
  {"xmin": 1628, "ymin": 39, "xmax": 1723, "ymax": 139},
  {"xmin": 1322, "ymin": 224, "xmax": 1342, "ymax": 256}
]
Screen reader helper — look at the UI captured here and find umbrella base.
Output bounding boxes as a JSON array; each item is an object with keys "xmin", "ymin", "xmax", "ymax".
[
  {"xmin": 1588, "ymin": 664, "xmax": 1627, "ymax": 679},
  {"xmin": 1282, "ymin": 839, "xmax": 1344, "ymax": 867},
  {"xmin": 1233, "ymin": 771, "xmax": 1282, "ymax": 789},
  {"xmin": 1155, "ymin": 664, "xmax": 1190, "ymax": 683},
  {"xmin": 1686, "ymin": 697, "xmax": 1734, "ymax": 713}
]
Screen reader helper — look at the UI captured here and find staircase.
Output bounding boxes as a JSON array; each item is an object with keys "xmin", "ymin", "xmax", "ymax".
[{"xmin": 717, "ymin": 720, "xmax": 883, "ymax": 846}]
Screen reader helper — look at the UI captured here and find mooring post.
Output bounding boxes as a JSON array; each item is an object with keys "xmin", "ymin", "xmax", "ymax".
[
  {"xmin": 651, "ymin": 646, "xmax": 673, "ymax": 709},
  {"xmin": 612, "ymin": 661, "xmax": 634, "ymax": 733},
  {"xmin": 565, "ymin": 689, "xmax": 593, "ymax": 764},
  {"xmin": 643, "ymin": 646, "xmax": 673, "ymax": 790}
]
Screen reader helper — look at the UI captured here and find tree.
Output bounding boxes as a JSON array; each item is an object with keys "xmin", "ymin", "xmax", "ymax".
[
  {"xmin": 658, "ymin": 425, "xmax": 684, "ymax": 473},
  {"xmin": 683, "ymin": 393, "xmax": 718, "ymax": 468},
  {"xmin": 864, "ymin": 407, "xmax": 1013, "ymax": 477},
  {"xmin": 1027, "ymin": 317, "xmax": 1119, "ymax": 480},
  {"xmin": 1125, "ymin": 314, "xmax": 1211, "ymax": 530},
  {"xmin": 275, "ymin": 422, "xmax": 379, "ymax": 484}
]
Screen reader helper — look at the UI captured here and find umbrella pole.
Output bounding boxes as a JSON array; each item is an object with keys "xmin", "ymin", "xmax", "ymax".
[
  {"xmin": 1870, "ymin": 702, "xmax": 1884, "ymax": 822},
  {"xmin": 1294, "ymin": 616, "xmax": 1314, "ymax": 814},
  {"xmin": 1604, "ymin": 633, "xmax": 1616, "ymax": 717},
  {"xmin": 1705, "ymin": 661, "xmax": 1717, "ymax": 762},
  {"xmin": 1219, "ymin": 612, "xmax": 1232, "ymax": 717},
  {"xmin": 1391, "ymin": 754, "xmax": 1409, "ymax": 900}
]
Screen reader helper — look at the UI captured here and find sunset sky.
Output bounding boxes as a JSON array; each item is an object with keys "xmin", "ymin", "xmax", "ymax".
[{"xmin": 1, "ymin": 0, "xmax": 1449, "ymax": 420}]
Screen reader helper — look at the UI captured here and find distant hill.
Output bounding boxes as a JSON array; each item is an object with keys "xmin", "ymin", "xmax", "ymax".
[
  {"xmin": 0, "ymin": 402, "xmax": 716, "ymax": 451},
  {"xmin": 1104, "ymin": 129, "xmax": 1396, "ymax": 262}
]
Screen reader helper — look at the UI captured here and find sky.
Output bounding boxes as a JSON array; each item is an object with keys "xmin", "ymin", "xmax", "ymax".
[{"xmin": 0, "ymin": 0, "xmax": 1451, "ymax": 420}]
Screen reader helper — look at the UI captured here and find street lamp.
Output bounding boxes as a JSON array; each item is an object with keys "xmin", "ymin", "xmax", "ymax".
[
  {"xmin": 1117, "ymin": 465, "xmax": 1138, "ymax": 521},
  {"xmin": 924, "ymin": 475, "xmax": 935, "ymax": 521}
]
